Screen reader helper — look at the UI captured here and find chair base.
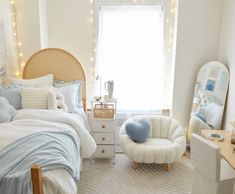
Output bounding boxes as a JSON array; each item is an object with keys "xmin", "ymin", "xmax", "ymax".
[
  {"xmin": 164, "ymin": 163, "xmax": 171, "ymax": 172},
  {"xmin": 131, "ymin": 161, "xmax": 171, "ymax": 171},
  {"xmin": 132, "ymin": 161, "xmax": 139, "ymax": 170}
]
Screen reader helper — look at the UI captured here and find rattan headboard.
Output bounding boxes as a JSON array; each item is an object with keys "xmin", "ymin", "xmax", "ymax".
[{"xmin": 23, "ymin": 48, "xmax": 87, "ymax": 111}]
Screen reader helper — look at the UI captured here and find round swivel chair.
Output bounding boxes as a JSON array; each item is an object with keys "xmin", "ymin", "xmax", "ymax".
[{"xmin": 119, "ymin": 115, "xmax": 186, "ymax": 170}]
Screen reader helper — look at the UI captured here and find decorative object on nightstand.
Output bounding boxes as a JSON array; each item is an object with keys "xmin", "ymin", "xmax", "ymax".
[
  {"xmin": 104, "ymin": 80, "xmax": 116, "ymax": 102},
  {"xmin": 104, "ymin": 80, "xmax": 114, "ymax": 99},
  {"xmin": 90, "ymin": 100, "xmax": 117, "ymax": 162}
]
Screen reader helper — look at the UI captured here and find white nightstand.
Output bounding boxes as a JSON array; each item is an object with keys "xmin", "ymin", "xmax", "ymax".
[{"xmin": 89, "ymin": 100, "xmax": 117, "ymax": 161}]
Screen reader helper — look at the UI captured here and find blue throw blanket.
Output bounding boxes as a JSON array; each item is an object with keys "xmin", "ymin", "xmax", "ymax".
[{"xmin": 0, "ymin": 130, "xmax": 79, "ymax": 194}]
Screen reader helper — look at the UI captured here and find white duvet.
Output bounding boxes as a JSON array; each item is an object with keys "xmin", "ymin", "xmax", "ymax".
[{"xmin": 0, "ymin": 109, "xmax": 97, "ymax": 194}]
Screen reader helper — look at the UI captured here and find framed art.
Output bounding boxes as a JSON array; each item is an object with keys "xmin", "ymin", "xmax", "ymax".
[{"xmin": 205, "ymin": 79, "xmax": 216, "ymax": 92}]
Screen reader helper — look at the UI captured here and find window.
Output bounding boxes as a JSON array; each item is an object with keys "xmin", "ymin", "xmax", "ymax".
[{"xmin": 96, "ymin": 4, "xmax": 172, "ymax": 112}]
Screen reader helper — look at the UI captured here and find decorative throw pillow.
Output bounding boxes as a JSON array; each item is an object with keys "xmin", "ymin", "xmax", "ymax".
[
  {"xmin": 204, "ymin": 102, "xmax": 222, "ymax": 129},
  {"xmin": 54, "ymin": 80, "xmax": 83, "ymax": 109},
  {"xmin": 125, "ymin": 119, "xmax": 150, "ymax": 143},
  {"xmin": 21, "ymin": 87, "xmax": 53, "ymax": 109},
  {"xmin": 0, "ymin": 97, "xmax": 16, "ymax": 123},
  {"xmin": 10, "ymin": 74, "xmax": 54, "ymax": 87},
  {"xmin": 48, "ymin": 91, "xmax": 68, "ymax": 112},
  {"xmin": 54, "ymin": 83, "xmax": 81, "ymax": 113},
  {"xmin": 0, "ymin": 86, "xmax": 21, "ymax": 110}
]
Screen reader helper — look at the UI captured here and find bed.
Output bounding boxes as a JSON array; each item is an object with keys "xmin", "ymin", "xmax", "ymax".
[{"xmin": 0, "ymin": 48, "xmax": 96, "ymax": 194}]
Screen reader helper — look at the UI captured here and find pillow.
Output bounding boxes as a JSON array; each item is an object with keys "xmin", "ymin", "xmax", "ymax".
[
  {"xmin": 54, "ymin": 80, "xmax": 82, "ymax": 112},
  {"xmin": 10, "ymin": 74, "xmax": 54, "ymax": 87},
  {"xmin": 204, "ymin": 102, "xmax": 222, "ymax": 129},
  {"xmin": 0, "ymin": 86, "xmax": 21, "ymax": 110},
  {"xmin": 48, "ymin": 91, "xmax": 68, "ymax": 112},
  {"xmin": 0, "ymin": 97, "xmax": 16, "ymax": 123},
  {"xmin": 54, "ymin": 85, "xmax": 77, "ymax": 113},
  {"xmin": 21, "ymin": 87, "xmax": 53, "ymax": 109},
  {"xmin": 125, "ymin": 119, "xmax": 150, "ymax": 143},
  {"xmin": 195, "ymin": 113, "xmax": 207, "ymax": 123}
]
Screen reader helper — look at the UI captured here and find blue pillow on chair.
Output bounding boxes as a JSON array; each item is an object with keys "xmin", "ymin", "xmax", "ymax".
[{"xmin": 125, "ymin": 119, "xmax": 150, "ymax": 143}]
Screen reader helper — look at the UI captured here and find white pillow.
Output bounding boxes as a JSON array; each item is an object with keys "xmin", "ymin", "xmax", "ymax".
[
  {"xmin": 48, "ymin": 91, "xmax": 68, "ymax": 112},
  {"xmin": 10, "ymin": 74, "xmax": 54, "ymax": 87},
  {"xmin": 21, "ymin": 87, "xmax": 53, "ymax": 109},
  {"xmin": 54, "ymin": 84, "xmax": 77, "ymax": 113},
  {"xmin": 204, "ymin": 102, "xmax": 222, "ymax": 129},
  {"xmin": 54, "ymin": 80, "xmax": 83, "ymax": 108}
]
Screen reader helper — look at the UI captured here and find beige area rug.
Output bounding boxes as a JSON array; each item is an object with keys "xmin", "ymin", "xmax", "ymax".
[{"xmin": 77, "ymin": 154, "xmax": 193, "ymax": 194}]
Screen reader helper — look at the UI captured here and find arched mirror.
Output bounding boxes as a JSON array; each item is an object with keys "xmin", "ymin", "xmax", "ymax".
[{"xmin": 188, "ymin": 61, "xmax": 229, "ymax": 139}]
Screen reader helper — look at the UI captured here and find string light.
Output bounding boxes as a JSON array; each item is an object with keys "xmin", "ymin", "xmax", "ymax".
[
  {"xmin": 166, "ymin": 0, "xmax": 178, "ymax": 54},
  {"xmin": 9, "ymin": 0, "xmax": 24, "ymax": 78},
  {"xmin": 89, "ymin": 0, "xmax": 96, "ymax": 79}
]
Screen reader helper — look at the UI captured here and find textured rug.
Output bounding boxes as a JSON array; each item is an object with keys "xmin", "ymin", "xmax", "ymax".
[{"xmin": 77, "ymin": 154, "xmax": 193, "ymax": 194}]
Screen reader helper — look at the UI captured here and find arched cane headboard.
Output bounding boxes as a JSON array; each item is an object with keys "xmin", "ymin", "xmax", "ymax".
[{"xmin": 23, "ymin": 48, "xmax": 87, "ymax": 111}]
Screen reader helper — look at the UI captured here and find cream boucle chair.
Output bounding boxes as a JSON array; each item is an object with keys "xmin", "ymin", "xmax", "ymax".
[{"xmin": 119, "ymin": 115, "xmax": 186, "ymax": 170}]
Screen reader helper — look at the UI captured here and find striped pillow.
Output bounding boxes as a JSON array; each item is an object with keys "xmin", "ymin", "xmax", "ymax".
[{"xmin": 21, "ymin": 87, "xmax": 52, "ymax": 109}]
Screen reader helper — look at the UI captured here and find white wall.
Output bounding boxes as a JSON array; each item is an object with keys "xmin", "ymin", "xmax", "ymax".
[
  {"xmin": 39, "ymin": 0, "xmax": 48, "ymax": 48},
  {"xmin": 218, "ymin": 0, "xmax": 235, "ymax": 130},
  {"xmin": 47, "ymin": 0, "xmax": 94, "ymax": 101},
  {"xmin": 16, "ymin": 0, "xmax": 41, "ymax": 64},
  {"xmin": 172, "ymin": 0, "xmax": 224, "ymax": 127}
]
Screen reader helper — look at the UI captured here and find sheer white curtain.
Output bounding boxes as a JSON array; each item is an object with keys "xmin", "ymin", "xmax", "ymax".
[{"xmin": 96, "ymin": 4, "xmax": 169, "ymax": 112}]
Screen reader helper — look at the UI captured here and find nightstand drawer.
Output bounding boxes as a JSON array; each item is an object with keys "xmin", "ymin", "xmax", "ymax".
[
  {"xmin": 92, "ymin": 120, "xmax": 114, "ymax": 132},
  {"xmin": 93, "ymin": 145, "xmax": 114, "ymax": 158},
  {"xmin": 93, "ymin": 133, "xmax": 114, "ymax": 144}
]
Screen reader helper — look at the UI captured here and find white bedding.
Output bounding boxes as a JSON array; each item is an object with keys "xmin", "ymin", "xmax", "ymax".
[{"xmin": 0, "ymin": 109, "xmax": 96, "ymax": 194}]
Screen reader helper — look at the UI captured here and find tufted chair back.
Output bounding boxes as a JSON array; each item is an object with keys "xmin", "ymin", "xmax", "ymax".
[{"xmin": 120, "ymin": 115, "xmax": 185, "ymax": 142}]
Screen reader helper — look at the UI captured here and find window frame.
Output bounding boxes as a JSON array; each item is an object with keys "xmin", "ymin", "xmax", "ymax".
[{"xmin": 93, "ymin": 0, "xmax": 176, "ymax": 110}]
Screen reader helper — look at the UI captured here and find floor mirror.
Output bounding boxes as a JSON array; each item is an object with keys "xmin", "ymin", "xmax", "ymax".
[{"xmin": 188, "ymin": 61, "xmax": 229, "ymax": 140}]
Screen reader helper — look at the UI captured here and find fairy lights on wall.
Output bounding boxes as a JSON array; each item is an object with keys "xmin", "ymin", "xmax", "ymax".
[
  {"xmin": 89, "ymin": 0, "xmax": 96, "ymax": 80},
  {"xmin": 166, "ymin": 0, "xmax": 178, "ymax": 54},
  {"xmin": 9, "ymin": 0, "xmax": 24, "ymax": 77}
]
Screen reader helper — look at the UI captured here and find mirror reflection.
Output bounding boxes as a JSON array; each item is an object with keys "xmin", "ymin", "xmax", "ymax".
[{"xmin": 189, "ymin": 61, "xmax": 229, "ymax": 138}]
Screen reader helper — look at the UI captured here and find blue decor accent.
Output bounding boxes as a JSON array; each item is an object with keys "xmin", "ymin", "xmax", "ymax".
[
  {"xmin": 125, "ymin": 119, "xmax": 150, "ymax": 143},
  {"xmin": 0, "ymin": 97, "xmax": 16, "ymax": 123},
  {"xmin": 0, "ymin": 86, "xmax": 21, "ymax": 110}
]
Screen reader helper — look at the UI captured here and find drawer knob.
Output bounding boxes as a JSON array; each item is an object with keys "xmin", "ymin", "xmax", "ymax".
[
  {"xmin": 102, "ymin": 137, "xmax": 105, "ymax": 141},
  {"xmin": 102, "ymin": 149, "xmax": 105, "ymax": 153},
  {"xmin": 102, "ymin": 125, "xmax": 105, "ymax": 128}
]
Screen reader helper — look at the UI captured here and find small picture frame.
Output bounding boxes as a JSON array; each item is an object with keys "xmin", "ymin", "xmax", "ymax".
[{"xmin": 205, "ymin": 79, "xmax": 216, "ymax": 91}]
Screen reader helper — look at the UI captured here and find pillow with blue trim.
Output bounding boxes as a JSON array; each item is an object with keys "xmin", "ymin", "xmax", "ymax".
[
  {"xmin": 54, "ymin": 79, "xmax": 83, "ymax": 111},
  {"xmin": 0, "ymin": 97, "xmax": 16, "ymax": 123},
  {"xmin": 125, "ymin": 119, "xmax": 150, "ymax": 143}
]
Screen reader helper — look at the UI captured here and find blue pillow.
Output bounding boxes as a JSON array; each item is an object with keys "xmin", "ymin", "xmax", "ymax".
[
  {"xmin": 0, "ymin": 97, "xmax": 16, "ymax": 123},
  {"xmin": 125, "ymin": 119, "xmax": 150, "ymax": 143},
  {"xmin": 0, "ymin": 86, "xmax": 21, "ymax": 110},
  {"xmin": 54, "ymin": 79, "xmax": 83, "ymax": 108}
]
